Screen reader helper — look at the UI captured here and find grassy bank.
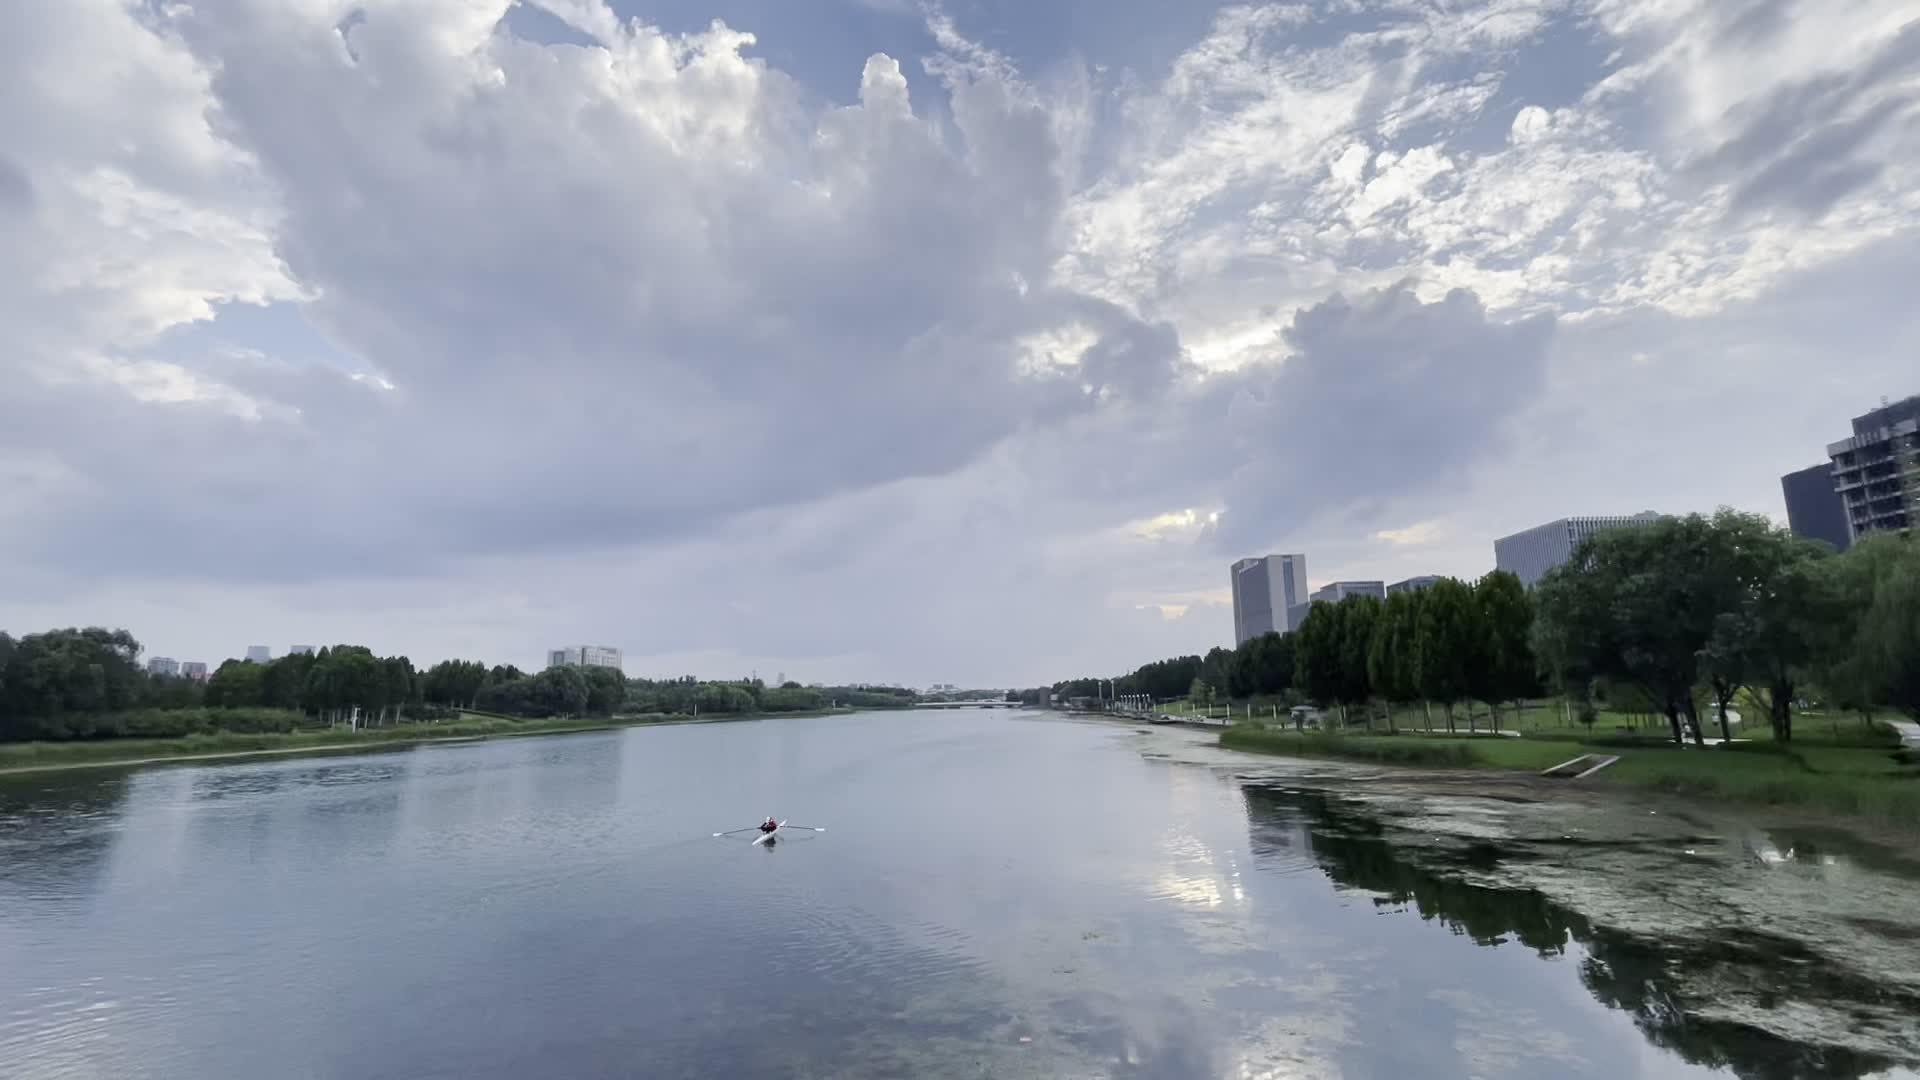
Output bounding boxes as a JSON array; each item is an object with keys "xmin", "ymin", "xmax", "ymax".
[
  {"xmin": 0, "ymin": 710, "xmax": 769, "ymax": 775},
  {"xmin": 1218, "ymin": 723, "xmax": 1920, "ymax": 831}
]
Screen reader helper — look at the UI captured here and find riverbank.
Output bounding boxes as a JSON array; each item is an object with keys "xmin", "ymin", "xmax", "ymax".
[
  {"xmin": 1218, "ymin": 723, "xmax": 1920, "ymax": 833},
  {"xmin": 0, "ymin": 708, "xmax": 833, "ymax": 777}
]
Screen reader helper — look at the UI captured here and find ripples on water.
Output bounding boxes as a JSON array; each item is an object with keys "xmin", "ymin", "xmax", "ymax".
[{"xmin": 2, "ymin": 713, "xmax": 1918, "ymax": 1079}]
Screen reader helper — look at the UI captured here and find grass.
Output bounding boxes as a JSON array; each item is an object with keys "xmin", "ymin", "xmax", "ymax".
[
  {"xmin": 1220, "ymin": 727, "xmax": 1480, "ymax": 767},
  {"xmin": 1218, "ymin": 715, "xmax": 1920, "ymax": 832},
  {"xmin": 0, "ymin": 712, "xmax": 712, "ymax": 774}
]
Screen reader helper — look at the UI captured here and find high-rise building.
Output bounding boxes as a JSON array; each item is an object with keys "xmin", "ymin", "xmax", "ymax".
[
  {"xmin": 289, "ymin": 645, "xmax": 317, "ymax": 656},
  {"xmin": 1826, "ymin": 394, "xmax": 1919, "ymax": 543},
  {"xmin": 245, "ymin": 645, "xmax": 272, "ymax": 664},
  {"xmin": 1387, "ymin": 575, "xmax": 1443, "ymax": 595},
  {"xmin": 1230, "ymin": 554, "xmax": 1308, "ymax": 643},
  {"xmin": 1780, "ymin": 463, "xmax": 1851, "ymax": 552},
  {"xmin": 1309, "ymin": 581, "xmax": 1386, "ymax": 604},
  {"xmin": 548, "ymin": 646, "xmax": 622, "ymax": 671},
  {"xmin": 147, "ymin": 656, "xmax": 180, "ymax": 677},
  {"xmin": 1493, "ymin": 513, "xmax": 1664, "ymax": 587},
  {"xmin": 181, "ymin": 661, "xmax": 209, "ymax": 681}
]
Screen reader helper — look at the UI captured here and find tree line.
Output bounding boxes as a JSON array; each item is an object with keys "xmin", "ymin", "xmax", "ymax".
[
  {"xmin": 1055, "ymin": 631, "xmax": 1298, "ymax": 707},
  {"xmin": 1053, "ymin": 511, "xmax": 1919, "ymax": 745},
  {"xmin": 0, "ymin": 627, "xmax": 917, "ymax": 742},
  {"xmin": 1289, "ymin": 569, "xmax": 1538, "ymax": 733}
]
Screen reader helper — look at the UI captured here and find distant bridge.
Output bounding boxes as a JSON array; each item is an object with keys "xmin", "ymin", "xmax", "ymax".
[{"xmin": 912, "ymin": 699, "xmax": 1023, "ymax": 709}]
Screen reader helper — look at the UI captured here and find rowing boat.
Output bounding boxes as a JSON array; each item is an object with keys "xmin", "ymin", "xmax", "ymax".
[{"xmin": 714, "ymin": 820, "xmax": 827, "ymax": 846}]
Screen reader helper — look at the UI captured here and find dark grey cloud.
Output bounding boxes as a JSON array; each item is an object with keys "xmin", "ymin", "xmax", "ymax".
[
  {"xmin": 1206, "ymin": 283, "xmax": 1555, "ymax": 551},
  {"xmin": 1009, "ymin": 282, "xmax": 1557, "ymax": 554}
]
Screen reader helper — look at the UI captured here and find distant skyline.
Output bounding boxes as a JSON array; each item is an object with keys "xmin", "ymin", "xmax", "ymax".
[{"xmin": 4, "ymin": 1, "xmax": 1918, "ymax": 686}]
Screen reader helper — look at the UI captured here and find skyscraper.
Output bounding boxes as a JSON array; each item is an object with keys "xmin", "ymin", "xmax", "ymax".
[
  {"xmin": 1826, "ymin": 394, "xmax": 1919, "ymax": 543},
  {"xmin": 1230, "ymin": 554, "xmax": 1308, "ymax": 643},
  {"xmin": 1780, "ymin": 462, "xmax": 1851, "ymax": 552},
  {"xmin": 1493, "ymin": 513, "xmax": 1664, "ymax": 588},
  {"xmin": 147, "ymin": 656, "xmax": 180, "ymax": 677},
  {"xmin": 245, "ymin": 645, "xmax": 272, "ymax": 664}
]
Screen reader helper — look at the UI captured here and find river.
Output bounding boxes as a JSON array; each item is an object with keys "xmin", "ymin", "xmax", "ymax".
[{"xmin": 2, "ymin": 710, "xmax": 1917, "ymax": 1079}]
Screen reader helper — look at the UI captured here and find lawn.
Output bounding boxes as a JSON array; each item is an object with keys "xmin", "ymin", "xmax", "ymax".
[{"xmin": 1218, "ymin": 714, "xmax": 1920, "ymax": 831}]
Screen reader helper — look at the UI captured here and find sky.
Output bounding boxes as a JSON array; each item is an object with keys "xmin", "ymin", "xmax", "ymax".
[{"xmin": 3, "ymin": 0, "xmax": 1918, "ymax": 688}]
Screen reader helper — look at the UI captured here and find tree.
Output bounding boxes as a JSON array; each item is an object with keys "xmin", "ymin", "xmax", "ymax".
[
  {"xmin": 530, "ymin": 666, "xmax": 591, "ymax": 717},
  {"xmin": 1531, "ymin": 593, "xmax": 1596, "ymax": 731},
  {"xmin": 1860, "ymin": 548, "xmax": 1920, "ymax": 720},
  {"xmin": 0, "ymin": 631, "xmax": 15, "ymax": 720},
  {"xmin": 582, "ymin": 665, "xmax": 626, "ymax": 716},
  {"xmin": 206, "ymin": 659, "xmax": 266, "ymax": 709},
  {"xmin": 1199, "ymin": 647, "xmax": 1235, "ymax": 696},
  {"xmin": 1705, "ymin": 539, "xmax": 1842, "ymax": 742},
  {"xmin": 1414, "ymin": 578, "xmax": 1477, "ymax": 733},
  {"xmin": 1534, "ymin": 516, "xmax": 1731, "ymax": 747},
  {"xmin": 1473, "ymin": 571, "xmax": 1537, "ymax": 733},
  {"xmin": 1188, "ymin": 676, "xmax": 1214, "ymax": 711},
  {"xmin": 1826, "ymin": 534, "xmax": 1920, "ymax": 721},
  {"xmin": 381, "ymin": 657, "xmax": 416, "ymax": 724},
  {"xmin": 1685, "ymin": 511, "xmax": 1794, "ymax": 743},
  {"xmin": 1335, "ymin": 595, "xmax": 1382, "ymax": 728},
  {"xmin": 0, "ymin": 628, "xmax": 147, "ymax": 737},
  {"xmin": 1228, "ymin": 632, "xmax": 1294, "ymax": 700},
  {"xmin": 1293, "ymin": 602, "xmax": 1343, "ymax": 715},
  {"xmin": 1369, "ymin": 590, "xmax": 1424, "ymax": 732},
  {"xmin": 440, "ymin": 660, "xmax": 489, "ymax": 708}
]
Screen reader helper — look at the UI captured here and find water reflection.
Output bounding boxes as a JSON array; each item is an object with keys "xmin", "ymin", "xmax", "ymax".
[
  {"xmin": 0, "ymin": 773, "xmax": 132, "ymax": 906},
  {"xmin": 1244, "ymin": 785, "xmax": 1920, "ymax": 1080}
]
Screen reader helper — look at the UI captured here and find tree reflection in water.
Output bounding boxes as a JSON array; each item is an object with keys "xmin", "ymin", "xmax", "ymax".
[{"xmin": 1242, "ymin": 785, "xmax": 1916, "ymax": 1080}]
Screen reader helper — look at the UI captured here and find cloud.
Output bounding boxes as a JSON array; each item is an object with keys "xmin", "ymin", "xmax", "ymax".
[
  {"xmin": 1203, "ymin": 283, "xmax": 1555, "ymax": 551},
  {"xmin": 1374, "ymin": 520, "xmax": 1445, "ymax": 547},
  {"xmin": 2, "ymin": 0, "xmax": 1183, "ymax": 584},
  {"xmin": 3, "ymin": 0, "xmax": 1918, "ymax": 684}
]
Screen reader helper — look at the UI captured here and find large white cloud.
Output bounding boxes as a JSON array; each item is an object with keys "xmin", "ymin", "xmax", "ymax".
[{"xmin": 4, "ymin": 0, "xmax": 1917, "ymax": 683}]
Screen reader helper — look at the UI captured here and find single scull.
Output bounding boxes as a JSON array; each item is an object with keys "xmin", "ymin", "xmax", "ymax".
[{"xmin": 714, "ymin": 820, "xmax": 827, "ymax": 847}]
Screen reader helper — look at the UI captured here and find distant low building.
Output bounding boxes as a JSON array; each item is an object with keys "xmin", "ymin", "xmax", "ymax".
[
  {"xmin": 1309, "ymin": 581, "xmax": 1385, "ymax": 604},
  {"xmin": 245, "ymin": 645, "xmax": 272, "ymax": 664},
  {"xmin": 147, "ymin": 656, "xmax": 180, "ymax": 677},
  {"xmin": 1386, "ymin": 575, "xmax": 1442, "ymax": 595},
  {"xmin": 547, "ymin": 645, "xmax": 622, "ymax": 671},
  {"xmin": 289, "ymin": 645, "xmax": 317, "ymax": 656},
  {"xmin": 1493, "ymin": 513, "xmax": 1663, "ymax": 588}
]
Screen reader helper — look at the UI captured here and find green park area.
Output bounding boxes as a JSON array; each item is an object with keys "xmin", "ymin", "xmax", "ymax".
[{"xmin": 1057, "ymin": 511, "xmax": 1920, "ymax": 833}]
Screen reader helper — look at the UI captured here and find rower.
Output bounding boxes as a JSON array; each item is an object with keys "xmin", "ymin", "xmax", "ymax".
[{"xmin": 759, "ymin": 816, "xmax": 778, "ymax": 834}]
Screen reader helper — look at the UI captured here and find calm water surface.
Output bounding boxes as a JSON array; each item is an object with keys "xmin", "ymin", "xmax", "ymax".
[{"xmin": 3, "ymin": 711, "xmax": 1917, "ymax": 1079}]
